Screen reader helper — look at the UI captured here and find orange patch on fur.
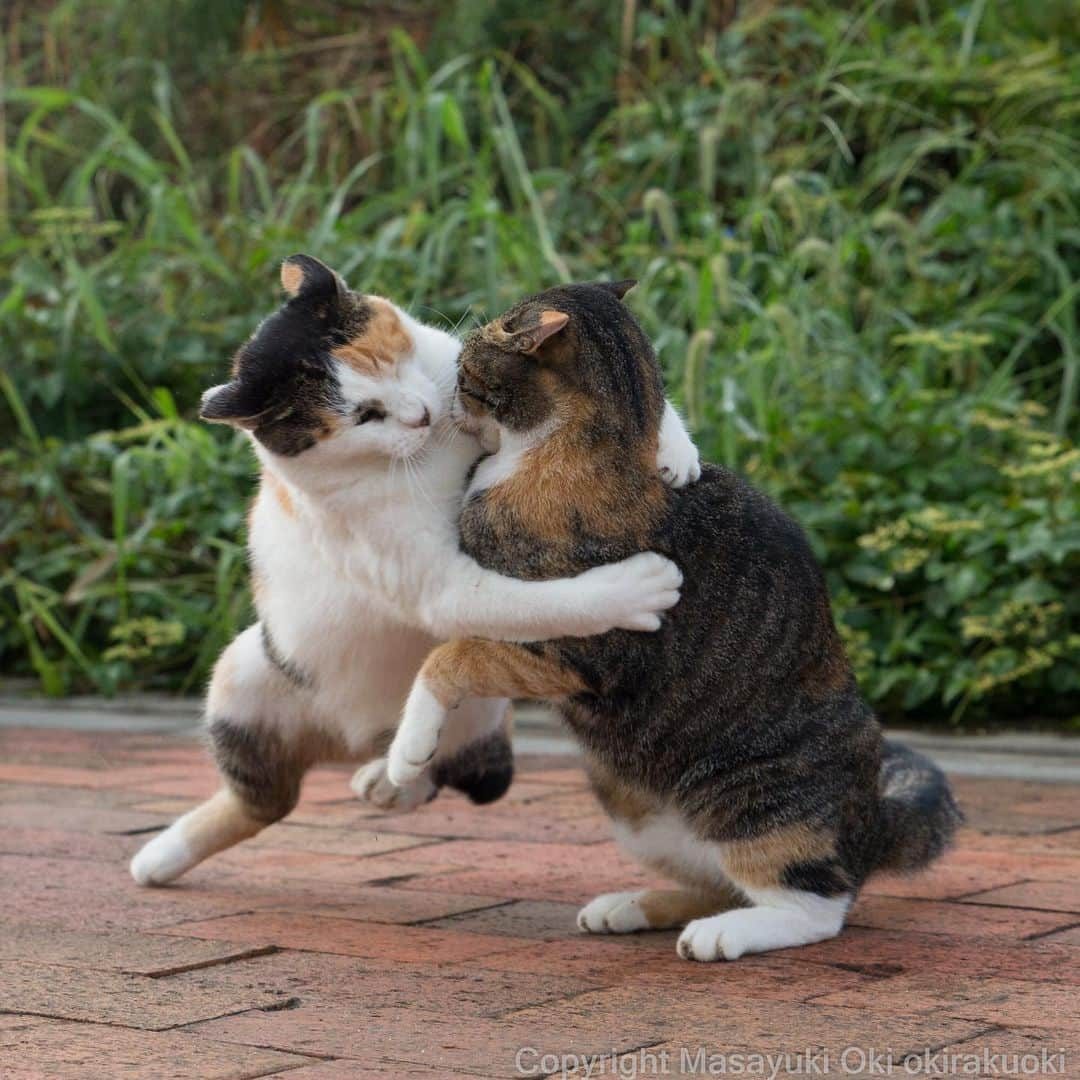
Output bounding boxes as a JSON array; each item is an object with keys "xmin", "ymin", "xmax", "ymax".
[
  {"xmin": 638, "ymin": 888, "xmax": 744, "ymax": 928},
  {"xmin": 420, "ymin": 640, "xmax": 585, "ymax": 710},
  {"xmin": 589, "ymin": 763, "xmax": 660, "ymax": 826},
  {"xmin": 263, "ymin": 470, "xmax": 296, "ymax": 519},
  {"xmin": 487, "ymin": 389, "xmax": 667, "ymax": 546},
  {"xmin": 332, "ymin": 298, "xmax": 413, "ymax": 375},
  {"xmin": 722, "ymin": 824, "xmax": 838, "ymax": 889}
]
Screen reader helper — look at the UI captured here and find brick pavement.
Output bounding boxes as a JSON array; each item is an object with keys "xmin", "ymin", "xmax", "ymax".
[{"xmin": 0, "ymin": 725, "xmax": 1077, "ymax": 1078}]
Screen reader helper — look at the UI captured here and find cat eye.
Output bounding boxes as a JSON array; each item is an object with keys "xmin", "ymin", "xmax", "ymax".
[{"xmin": 355, "ymin": 402, "xmax": 386, "ymax": 425}]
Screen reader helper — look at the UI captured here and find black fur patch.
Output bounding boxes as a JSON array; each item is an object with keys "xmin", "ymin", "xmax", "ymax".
[
  {"xmin": 207, "ymin": 717, "xmax": 303, "ymax": 823},
  {"xmin": 200, "ymin": 264, "xmax": 373, "ymax": 457},
  {"xmin": 433, "ymin": 731, "xmax": 514, "ymax": 805},
  {"xmin": 261, "ymin": 622, "xmax": 314, "ymax": 689},
  {"xmin": 782, "ymin": 859, "xmax": 852, "ymax": 897}
]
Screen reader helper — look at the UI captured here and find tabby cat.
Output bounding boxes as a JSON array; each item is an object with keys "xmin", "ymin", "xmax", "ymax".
[{"xmin": 386, "ymin": 281, "xmax": 962, "ymax": 961}]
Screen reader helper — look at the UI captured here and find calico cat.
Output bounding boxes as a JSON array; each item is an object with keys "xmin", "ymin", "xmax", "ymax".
[
  {"xmin": 130, "ymin": 256, "xmax": 698, "ymax": 887},
  {"xmin": 386, "ymin": 281, "xmax": 962, "ymax": 961}
]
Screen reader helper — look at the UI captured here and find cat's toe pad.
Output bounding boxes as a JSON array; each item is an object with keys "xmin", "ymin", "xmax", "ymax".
[{"xmin": 577, "ymin": 891, "xmax": 650, "ymax": 934}]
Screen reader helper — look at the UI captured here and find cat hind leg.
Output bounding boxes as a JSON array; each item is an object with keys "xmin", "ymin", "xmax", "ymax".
[
  {"xmin": 131, "ymin": 625, "xmax": 326, "ymax": 886},
  {"xmin": 677, "ymin": 825, "xmax": 853, "ymax": 961}
]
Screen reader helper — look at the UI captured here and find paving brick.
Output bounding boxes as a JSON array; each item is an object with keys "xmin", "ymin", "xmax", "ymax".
[
  {"xmin": 271, "ymin": 1065, "xmax": 473, "ymax": 1079},
  {"xmin": 938, "ymin": 1026, "xmax": 1080, "ymax": 1075},
  {"xmin": 234, "ymin": 824, "xmax": 437, "ymax": 859},
  {"xmin": 961, "ymin": 829, "xmax": 1080, "ymax": 860},
  {"xmin": 396, "ymin": 840, "xmax": 659, "ymax": 903},
  {"xmin": 191, "ymin": 1003, "xmax": 663, "ymax": 1078},
  {"xmin": 506, "ymin": 989, "xmax": 987, "ymax": 1059},
  {"xmin": 847, "ymin": 894, "xmax": 1077, "ymax": 939},
  {"xmin": 0, "ymin": 781, "xmax": 146, "ymax": 808},
  {"xmin": 959, "ymin": 880, "xmax": 1080, "ymax": 913},
  {"xmin": 209, "ymin": 847, "xmax": 460, "ymax": 886},
  {"xmin": 167, "ymin": 947, "xmax": 603, "ymax": 1017},
  {"xmin": 278, "ymin": 885, "xmax": 506, "ymax": 924},
  {"xmin": 0, "ymin": 921, "xmax": 274, "ymax": 975},
  {"xmin": 1035, "ymin": 923, "xmax": 1080, "ymax": 946},
  {"xmin": 3, "ymin": 728, "xmax": 1078, "ymax": 1079},
  {"xmin": 155, "ymin": 912, "xmax": 534, "ymax": 965},
  {"xmin": 0, "ymin": 764, "xmax": 191, "ymax": 790},
  {"xmin": 369, "ymin": 801, "xmax": 611, "ymax": 844},
  {"xmin": 816, "ymin": 970, "xmax": 1080, "ymax": 1030},
  {"xmin": 0, "ymin": 853, "xmax": 257, "ymax": 931},
  {"xmin": 0, "ymin": 959, "xmax": 293, "ymax": 1029},
  {"xmin": 772, "ymin": 926, "xmax": 1080, "ymax": 983},
  {"xmin": 422, "ymin": 899, "xmax": 585, "ymax": 940},
  {"xmin": 0, "ymin": 1020, "xmax": 310, "ymax": 1080},
  {"xmin": 862, "ymin": 848, "xmax": 1031, "ymax": 900},
  {"xmin": 0, "ymin": 825, "xmax": 148, "ymax": 861},
  {"xmin": 460, "ymin": 937, "xmax": 881, "ymax": 1000},
  {"xmin": 0, "ymin": 802, "xmax": 171, "ymax": 833}
]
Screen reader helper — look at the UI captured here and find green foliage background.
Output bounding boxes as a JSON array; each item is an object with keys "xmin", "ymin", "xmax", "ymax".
[{"xmin": 1, "ymin": 0, "xmax": 1078, "ymax": 726}]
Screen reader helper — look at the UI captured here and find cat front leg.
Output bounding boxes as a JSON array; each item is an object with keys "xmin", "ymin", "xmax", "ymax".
[
  {"xmin": 418, "ymin": 550, "xmax": 681, "ymax": 642},
  {"xmin": 578, "ymin": 888, "xmax": 742, "ymax": 933},
  {"xmin": 352, "ymin": 696, "xmax": 512, "ymax": 808},
  {"xmin": 387, "ymin": 641, "xmax": 583, "ymax": 787},
  {"xmin": 656, "ymin": 399, "xmax": 700, "ymax": 488}
]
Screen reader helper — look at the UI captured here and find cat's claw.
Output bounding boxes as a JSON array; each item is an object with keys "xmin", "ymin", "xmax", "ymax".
[{"xmin": 351, "ymin": 757, "xmax": 437, "ymax": 810}]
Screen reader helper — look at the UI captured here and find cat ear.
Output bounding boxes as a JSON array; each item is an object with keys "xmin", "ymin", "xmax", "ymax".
[
  {"xmin": 200, "ymin": 382, "xmax": 260, "ymax": 427},
  {"xmin": 598, "ymin": 279, "xmax": 637, "ymax": 301},
  {"xmin": 515, "ymin": 310, "xmax": 570, "ymax": 355},
  {"xmin": 280, "ymin": 254, "xmax": 346, "ymax": 302}
]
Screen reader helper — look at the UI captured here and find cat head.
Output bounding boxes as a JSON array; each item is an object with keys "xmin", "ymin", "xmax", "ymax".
[
  {"xmin": 456, "ymin": 280, "xmax": 664, "ymax": 441},
  {"xmin": 200, "ymin": 255, "xmax": 455, "ymax": 465}
]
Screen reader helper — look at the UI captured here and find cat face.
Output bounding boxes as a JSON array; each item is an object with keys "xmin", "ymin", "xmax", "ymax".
[
  {"xmin": 455, "ymin": 280, "xmax": 663, "ymax": 440},
  {"xmin": 201, "ymin": 255, "xmax": 447, "ymax": 463}
]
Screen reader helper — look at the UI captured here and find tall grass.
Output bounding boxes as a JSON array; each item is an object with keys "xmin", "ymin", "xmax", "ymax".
[{"xmin": 2, "ymin": 0, "xmax": 1078, "ymax": 725}]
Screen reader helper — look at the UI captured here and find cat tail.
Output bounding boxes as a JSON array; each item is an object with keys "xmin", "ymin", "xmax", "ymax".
[
  {"xmin": 433, "ymin": 730, "xmax": 514, "ymax": 805},
  {"xmin": 873, "ymin": 739, "xmax": 962, "ymax": 873}
]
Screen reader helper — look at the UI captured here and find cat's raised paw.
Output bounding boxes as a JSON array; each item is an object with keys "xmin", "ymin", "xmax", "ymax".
[
  {"xmin": 584, "ymin": 552, "xmax": 683, "ymax": 633},
  {"xmin": 656, "ymin": 409, "xmax": 701, "ymax": 488},
  {"xmin": 351, "ymin": 757, "xmax": 437, "ymax": 811},
  {"xmin": 577, "ymin": 891, "xmax": 651, "ymax": 934}
]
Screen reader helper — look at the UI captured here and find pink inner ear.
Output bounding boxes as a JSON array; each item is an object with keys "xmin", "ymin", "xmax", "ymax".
[
  {"xmin": 280, "ymin": 261, "xmax": 305, "ymax": 296},
  {"xmin": 524, "ymin": 310, "xmax": 569, "ymax": 353}
]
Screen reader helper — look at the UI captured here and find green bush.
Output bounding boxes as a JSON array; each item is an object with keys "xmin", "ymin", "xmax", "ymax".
[{"xmin": 1, "ymin": 1, "xmax": 1078, "ymax": 726}]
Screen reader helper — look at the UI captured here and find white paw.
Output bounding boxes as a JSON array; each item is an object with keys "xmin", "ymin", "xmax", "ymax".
[
  {"xmin": 582, "ymin": 552, "xmax": 683, "ymax": 634},
  {"xmin": 351, "ymin": 757, "xmax": 437, "ymax": 811},
  {"xmin": 130, "ymin": 826, "xmax": 194, "ymax": 887},
  {"xmin": 577, "ymin": 891, "xmax": 651, "ymax": 934},
  {"xmin": 387, "ymin": 681, "xmax": 446, "ymax": 788},
  {"xmin": 657, "ymin": 422, "xmax": 701, "ymax": 488},
  {"xmin": 676, "ymin": 906, "xmax": 842, "ymax": 962}
]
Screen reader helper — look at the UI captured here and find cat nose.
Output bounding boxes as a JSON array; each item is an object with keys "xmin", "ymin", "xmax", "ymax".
[{"xmin": 403, "ymin": 406, "xmax": 431, "ymax": 429}]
